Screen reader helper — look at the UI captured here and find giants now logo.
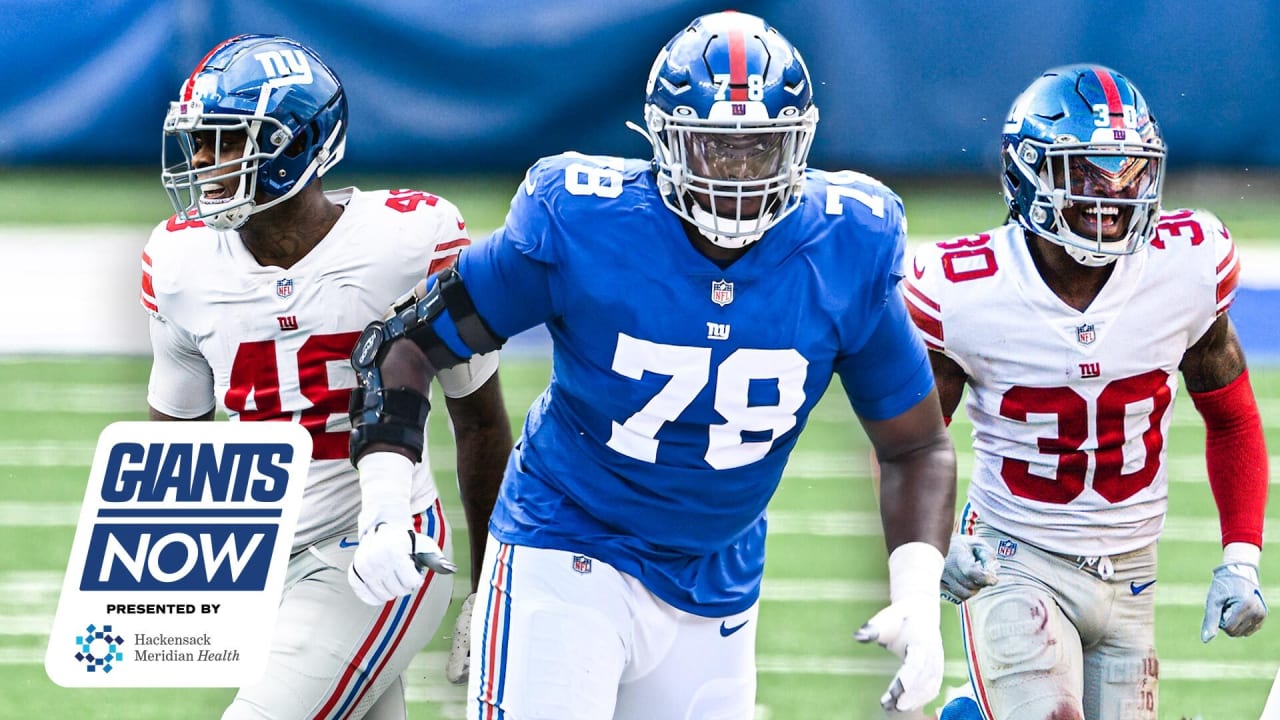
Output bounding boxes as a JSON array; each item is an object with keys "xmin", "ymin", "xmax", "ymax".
[{"xmin": 47, "ymin": 422, "xmax": 309, "ymax": 687}]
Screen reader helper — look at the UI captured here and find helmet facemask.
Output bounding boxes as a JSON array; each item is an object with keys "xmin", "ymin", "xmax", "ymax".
[
  {"xmin": 1008, "ymin": 135, "xmax": 1165, "ymax": 266},
  {"xmin": 162, "ymin": 100, "xmax": 344, "ymax": 231},
  {"xmin": 643, "ymin": 102, "xmax": 816, "ymax": 249}
]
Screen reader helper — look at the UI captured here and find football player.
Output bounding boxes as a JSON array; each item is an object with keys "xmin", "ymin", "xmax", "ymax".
[
  {"xmin": 347, "ymin": 11, "xmax": 957, "ymax": 718},
  {"xmin": 143, "ymin": 35, "xmax": 513, "ymax": 719},
  {"xmin": 906, "ymin": 65, "xmax": 1269, "ymax": 720}
]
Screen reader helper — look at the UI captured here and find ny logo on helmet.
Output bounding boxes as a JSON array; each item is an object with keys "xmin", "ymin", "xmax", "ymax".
[{"xmin": 253, "ymin": 49, "xmax": 313, "ymax": 84}]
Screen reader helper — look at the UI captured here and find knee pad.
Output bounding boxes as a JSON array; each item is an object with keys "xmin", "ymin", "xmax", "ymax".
[{"xmin": 980, "ymin": 593, "xmax": 1064, "ymax": 679}]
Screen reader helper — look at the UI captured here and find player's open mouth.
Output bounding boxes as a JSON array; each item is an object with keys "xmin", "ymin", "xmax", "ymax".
[
  {"xmin": 200, "ymin": 186, "xmax": 233, "ymax": 203},
  {"xmin": 1082, "ymin": 205, "xmax": 1123, "ymax": 233}
]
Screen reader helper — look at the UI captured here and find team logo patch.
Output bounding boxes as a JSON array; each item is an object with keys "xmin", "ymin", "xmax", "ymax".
[
  {"xmin": 45, "ymin": 422, "xmax": 309, "ymax": 687},
  {"xmin": 1075, "ymin": 322, "xmax": 1096, "ymax": 345},
  {"xmin": 572, "ymin": 555, "xmax": 592, "ymax": 574},
  {"xmin": 997, "ymin": 539, "xmax": 1018, "ymax": 558},
  {"xmin": 711, "ymin": 279, "xmax": 734, "ymax": 307},
  {"xmin": 276, "ymin": 278, "xmax": 294, "ymax": 298}
]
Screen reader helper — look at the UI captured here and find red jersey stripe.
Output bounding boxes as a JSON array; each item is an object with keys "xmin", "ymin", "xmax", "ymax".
[
  {"xmin": 906, "ymin": 301, "xmax": 944, "ymax": 344},
  {"xmin": 1217, "ymin": 243, "xmax": 1237, "ymax": 274},
  {"xmin": 903, "ymin": 279, "xmax": 941, "ymax": 312},
  {"xmin": 1217, "ymin": 261, "xmax": 1241, "ymax": 304}
]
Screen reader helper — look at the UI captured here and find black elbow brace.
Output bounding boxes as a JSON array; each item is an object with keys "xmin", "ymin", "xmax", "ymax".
[
  {"xmin": 348, "ymin": 268, "xmax": 505, "ymax": 464},
  {"xmin": 348, "ymin": 320, "xmax": 431, "ymax": 464}
]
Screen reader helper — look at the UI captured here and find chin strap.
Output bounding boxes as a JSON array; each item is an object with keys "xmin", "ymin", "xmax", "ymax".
[
  {"xmin": 688, "ymin": 204, "xmax": 766, "ymax": 249},
  {"xmin": 1063, "ymin": 243, "xmax": 1118, "ymax": 267}
]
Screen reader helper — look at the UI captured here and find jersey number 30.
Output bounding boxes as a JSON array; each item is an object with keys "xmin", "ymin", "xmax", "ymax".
[
  {"xmin": 1000, "ymin": 369, "xmax": 1172, "ymax": 503},
  {"xmin": 606, "ymin": 334, "xmax": 808, "ymax": 470}
]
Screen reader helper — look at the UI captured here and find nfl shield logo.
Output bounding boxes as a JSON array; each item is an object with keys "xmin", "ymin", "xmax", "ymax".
[
  {"xmin": 1076, "ymin": 323, "xmax": 1095, "ymax": 345},
  {"xmin": 276, "ymin": 278, "xmax": 294, "ymax": 298},
  {"xmin": 572, "ymin": 555, "xmax": 592, "ymax": 574},
  {"xmin": 711, "ymin": 279, "xmax": 734, "ymax": 307},
  {"xmin": 997, "ymin": 539, "xmax": 1018, "ymax": 558}
]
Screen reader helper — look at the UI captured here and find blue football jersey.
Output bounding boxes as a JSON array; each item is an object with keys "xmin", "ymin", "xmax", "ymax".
[{"xmin": 451, "ymin": 152, "xmax": 933, "ymax": 615}]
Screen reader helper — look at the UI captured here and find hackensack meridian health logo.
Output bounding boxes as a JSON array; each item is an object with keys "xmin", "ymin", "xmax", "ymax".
[{"xmin": 45, "ymin": 421, "xmax": 310, "ymax": 687}]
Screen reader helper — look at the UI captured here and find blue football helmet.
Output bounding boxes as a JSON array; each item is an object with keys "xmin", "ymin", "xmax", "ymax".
[
  {"xmin": 161, "ymin": 34, "xmax": 347, "ymax": 230},
  {"xmin": 635, "ymin": 11, "xmax": 818, "ymax": 248},
  {"xmin": 1002, "ymin": 64, "xmax": 1166, "ymax": 266}
]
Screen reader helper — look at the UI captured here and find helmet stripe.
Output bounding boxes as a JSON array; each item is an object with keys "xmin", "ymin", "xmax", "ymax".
[
  {"xmin": 180, "ymin": 35, "xmax": 242, "ymax": 100},
  {"xmin": 728, "ymin": 27, "xmax": 748, "ymax": 101},
  {"xmin": 1092, "ymin": 67, "xmax": 1126, "ymax": 128}
]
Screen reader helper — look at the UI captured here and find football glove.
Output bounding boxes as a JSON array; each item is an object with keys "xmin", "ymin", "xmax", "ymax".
[
  {"xmin": 940, "ymin": 534, "xmax": 1000, "ymax": 604},
  {"xmin": 347, "ymin": 522, "xmax": 456, "ymax": 606},
  {"xmin": 445, "ymin": 593, "xmax": 476, "ymax": 684},
  {"xmin": 1201, "ymin": 562, "xmax": 1267, "ymax": 643},
  {"xmin": 855, "ymin": 542, "xmax": 945, "ymax": 712}
]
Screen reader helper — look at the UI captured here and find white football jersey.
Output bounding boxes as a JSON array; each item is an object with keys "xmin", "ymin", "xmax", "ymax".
[
  {"xmin": 904, "ymin": 210, "xmax": 1240, "ymax": 555},
  {"xmin": 141, "ymin": 187, "xmax": 499, "ymax": 550}
]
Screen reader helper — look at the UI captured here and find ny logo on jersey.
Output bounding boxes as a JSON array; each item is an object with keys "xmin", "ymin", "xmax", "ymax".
[
  {"xmin": 706, "ymin": 322, "xmax": 731, "ymax": 341},
  {"xmin": 253, "ymin": 49, "xmax": 313, "ymax": 84},
  {"xmin": 276, "ymin": 279, "xmax": 294, "ymax": 298},
  {"xmin": 277, "ymin": 316, "xmax": 298, "ymax": 331},
  {"xmin": 711, "ymin": 279, "xmax": 734, "ymax": 307},
  {"xmin": 1079, "ymin": 362, "xmax": 1101, "ymax": 379},
  {"xmin": 1076, "ymin": 323, "xmax": 1096, "ymax": 345}
]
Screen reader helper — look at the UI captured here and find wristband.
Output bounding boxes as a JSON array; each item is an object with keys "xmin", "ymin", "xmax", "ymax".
[
  {"xmin": 888, "ymin": 542, "xmax": 945, "ymax": 602},
  {"xmin": 356, "ymin": 452, "xmax": 414, "ymax": 535}
]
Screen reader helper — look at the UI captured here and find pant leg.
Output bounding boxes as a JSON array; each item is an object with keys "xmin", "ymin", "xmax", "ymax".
[
  {"xmin": 960, "ymin": 525, "xmax": 1087, "ymax": 720},
  {"xmin": 613, "ymin": 574, "xmax": 757, "ymax": 720},
  {"xmin": 223, "ymin": 502, "xmax": 454, "ymax": 720},
  {"xmin": 466, "ymin": 538, "xmax": 629, "ymax": 720}
]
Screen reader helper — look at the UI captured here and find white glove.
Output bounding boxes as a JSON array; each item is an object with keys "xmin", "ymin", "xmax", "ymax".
[
  {"xmin": 1201, "ymin": 543, "xmax": 1267, "ymax": 642},
  {"xmin": 446, "ymin": 593, "xmax": 476, "ymax": 684},
  {"xmin": 940, "ymin": 534, "xmax": 1000, "ymax": 604},
  {"xmin": 347, "ymin": 522, "xmax": 457, "ymax": 605},
  {"xmin": 348, "ymin": 452, "xmax": 457, "ymax": 605},
  {"xmin": 855, "ymin": 542, "xmax": 945, "ymax": 712}
]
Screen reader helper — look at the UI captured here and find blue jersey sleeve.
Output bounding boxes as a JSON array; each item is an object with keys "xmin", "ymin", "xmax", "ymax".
[
  {"xmin": 431, "ymin": 160, "xmax": 561, "ymax": 355},
  {"xmin": 836, "ymin": 281, "xmax": 934, "ymax": 420}
]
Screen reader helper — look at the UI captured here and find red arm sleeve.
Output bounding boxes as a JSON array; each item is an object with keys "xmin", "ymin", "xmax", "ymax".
[{"xmin": 1189, "ymin": 370, "xmax": 1269, "ymax": 548}]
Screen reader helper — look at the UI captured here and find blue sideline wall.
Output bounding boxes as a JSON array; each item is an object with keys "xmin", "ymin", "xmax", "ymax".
[{"xmin": 2, "ymin": 1, "xmax": 1277, "ymax": 175}]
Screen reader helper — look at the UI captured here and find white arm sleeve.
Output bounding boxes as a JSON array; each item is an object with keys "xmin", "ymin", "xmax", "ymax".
[
  {"xmin": 436, "ymin": 350, "xmax": 500, "ymax": 399},
  {"xmin": 146, "ymin": 315, "xmax": 217, "ymax": 418}
]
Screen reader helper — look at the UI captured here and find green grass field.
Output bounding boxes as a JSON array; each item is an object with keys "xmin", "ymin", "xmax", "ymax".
[
  {"xmin": 1, "ymin": 169, "xmax": 1278, "ymax": 719},
  {"xmin": 2, "ymin": 357, "xmax": 1278, "ymax": 720}
]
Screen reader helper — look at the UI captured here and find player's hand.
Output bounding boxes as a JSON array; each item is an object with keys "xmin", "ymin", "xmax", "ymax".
[
  {"xmin": 445, "ymin": 593, "xmax": 476, "ymax": 684},
  {"xmin": 1201, "ymin": 562, "xmax": 1268, "ymax": 642},
  {"xmin": 855, "ymin": 595, "xmax": 944, "ymax": 711},
  {"xmin": 940, "ymin": 534, "xmax": 1000, "ymax": 604},
  {"xmin": 347, "ymin": 522, "xmax": 456, "ymax": 605}
]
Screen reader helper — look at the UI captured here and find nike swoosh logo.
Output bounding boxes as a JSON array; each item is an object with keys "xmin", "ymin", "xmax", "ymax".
[
  {"xmin": 1130, "ymin": 579, "xmax": 1156, "ymax": 595},
  {"xmin": 719, "ymin": 619, "xmax": 749, "ymax": 637},
  {"xmin": 912, "ymin": 257, "xmax": 926, "ymax": 280},
  {"xmin": 338, "ymin": 537, "xmax": 359, "ymax": 549},
  {"xmin": 523, "ymin": 173, "xmax": 537, "ymax": 196}
]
